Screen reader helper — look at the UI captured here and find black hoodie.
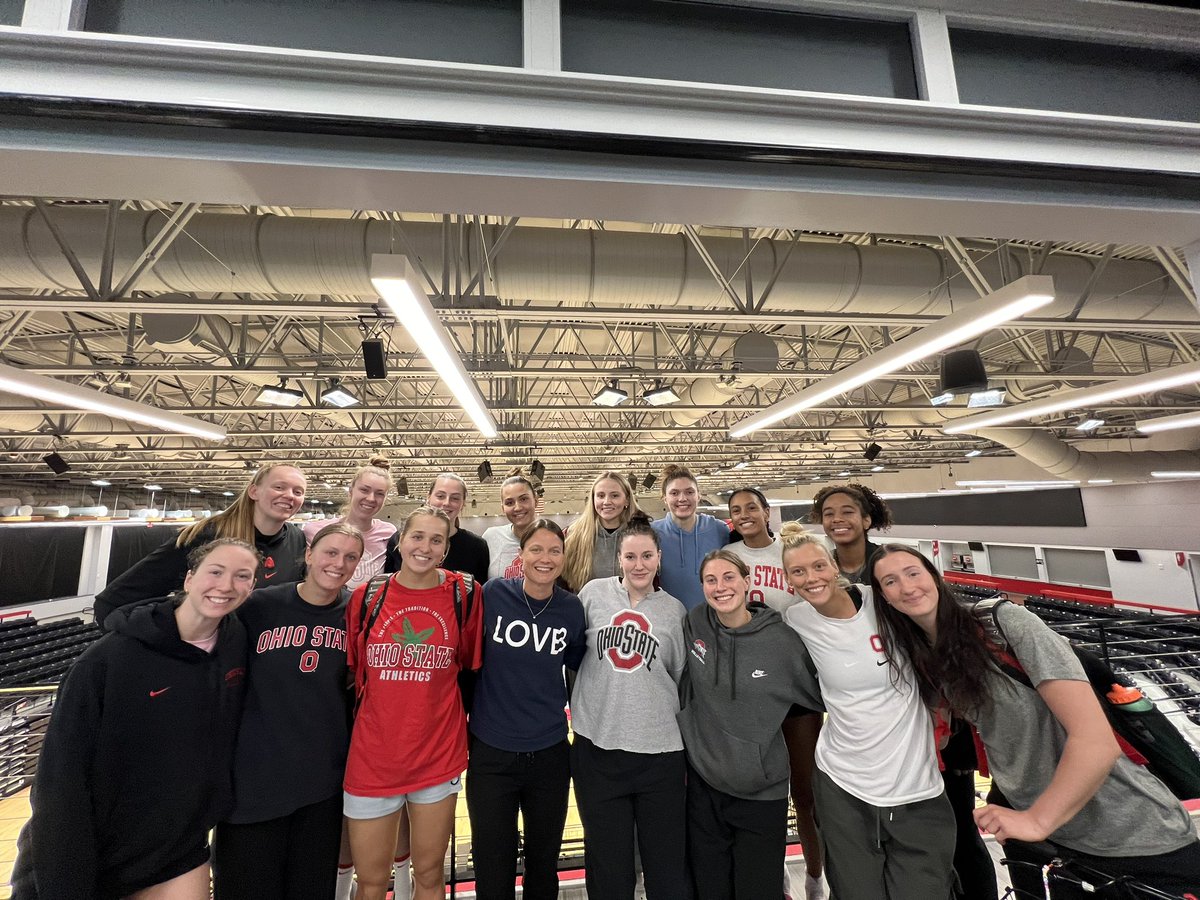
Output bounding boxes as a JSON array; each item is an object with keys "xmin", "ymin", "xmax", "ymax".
[
  {"xmin": 677, "ymin": 603, "xmax": 823, "ymax": 802},
  {"xmin": 12, "ymin": 599, "xmax": 246, "ymax": 900},
  {"xmin": 94, "ymin": 523, "xmax": 307, "ymax": 629}
]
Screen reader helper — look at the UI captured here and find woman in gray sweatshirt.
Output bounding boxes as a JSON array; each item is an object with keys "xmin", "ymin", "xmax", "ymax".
[
  {"xmin": 677, "ymin": 548, "xmax": 823, "ymax": 900},
  {"xmin": 571, "ymin": 515, "xmax": 688, "ymax": 900}
]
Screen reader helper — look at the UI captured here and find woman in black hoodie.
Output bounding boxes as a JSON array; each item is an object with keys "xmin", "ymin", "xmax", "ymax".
[
  {"xmin": 11, "ymin": 539, "xmax": 258, "ymax": 900},
  {"xmin": 677, "ymin": 548, "xmax": 823, "ymax": 900}
]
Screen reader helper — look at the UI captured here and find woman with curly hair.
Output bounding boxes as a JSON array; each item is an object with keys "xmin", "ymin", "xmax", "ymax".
[
  {"xmin": 870, "ymin": 544, "xmax": 1200, "ymax": 899},
  {"xmin": 808, "ymin": 483, "xmax": 892, "ymax": 585},
  {"xmin": 562, "ymin": 471, "xmax": 641, "ymax": 592}
]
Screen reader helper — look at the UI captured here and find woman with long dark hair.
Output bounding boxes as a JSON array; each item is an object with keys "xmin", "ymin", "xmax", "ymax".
[
  {"xmin": 213, "ymin": 522, "xmax": 364, "ymax": 900},
  {"xmin": 870, "ymin": 544, "xmax": 1200, "ymax": 898},
  {"xmin": 12, "ymin": 539, "xmax": 258, "ymax": 900},
  {"xmin": 572, "ymin": 513, "xmax": 689, "ymax": 899},
  {"xmin": 343, "ymin": 506, "xmax": 484, "ymax": 900},
  {"xmin": 95, "ymin": 463, "xmax": 307, "ymax": 626},
  {"xmin": 780, "ymin": 525, "xmax": 954, "ymax": 900}
]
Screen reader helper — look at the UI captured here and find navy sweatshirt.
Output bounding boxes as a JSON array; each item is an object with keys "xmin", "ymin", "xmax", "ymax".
[
  {"xmin": 227, "ymin": 582, "xmax": 351, "ymax": 823},
  {"xmin": 95, "ymin": 523, "xmax": 307, "ymax": 628},
  {"xmin": 469, "ymin": 577, "xmax": 587, "ymax": 752},
  {"xmin": 13, "ymin": 599, "xmax": 246, "ymax": 899}
]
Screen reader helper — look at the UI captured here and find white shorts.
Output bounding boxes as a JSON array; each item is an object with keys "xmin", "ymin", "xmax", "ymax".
[{"xmin": 343, "ymin": 776, "xmax": 462, "ymax": 819}]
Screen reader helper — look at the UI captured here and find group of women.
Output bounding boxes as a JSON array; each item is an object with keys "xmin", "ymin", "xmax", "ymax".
[{"xmin": 10, "ymin": 458, "xmax": 1200, "ymax": 900}]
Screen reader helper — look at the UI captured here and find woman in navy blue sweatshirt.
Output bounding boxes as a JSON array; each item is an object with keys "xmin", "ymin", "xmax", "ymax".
[
  {"xmin": 212, "ymin": 522, "xmax": 364, "ymax": 900},
  {"xmin": 11, "ymin": 539, "xmax": 259, "ymax": 900},
  {"xmin": 466, "ymin": 519, "xmax": 587, "ymax": 900}
]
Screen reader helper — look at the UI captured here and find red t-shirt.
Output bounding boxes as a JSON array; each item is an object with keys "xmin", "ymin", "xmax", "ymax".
[{"xmin": 344, "ymin": 571, "xmax": 483, "ymax": 796}]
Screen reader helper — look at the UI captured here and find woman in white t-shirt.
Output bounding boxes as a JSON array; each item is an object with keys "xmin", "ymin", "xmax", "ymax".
[
  {"xmin": 726, "ymin": 489, "xmax": 824, "ymax": 900},
  {"xmin": 481, "ymin": 469, "xmax": 538, "ymax": 581},
  {"xmin": 779, "ymin": 524, "xmax": 954, "ymax": 900}
]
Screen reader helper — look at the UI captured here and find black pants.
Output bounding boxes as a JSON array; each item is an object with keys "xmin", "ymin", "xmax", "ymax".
[
  {"xmin": 571, "ymin": 734, "xmax": 689, "ymax": 900},
  {"xmin": 211, "ymin": 793, "xmax": 343, "ymax": 900},
  {"xmin": 1003, "ymin": 837, "xmax": 1200, "ymax": 899},
  {"xmin": 686, "ymin": 765, "xmax": 788, "ymax": 900},
  {"xmin": 942, "ymin": 768, "xmax": 998, "ymax": 900},
  {"xmin": 466, "ymin": 735, "xmax": 571, "ymax": 900}
]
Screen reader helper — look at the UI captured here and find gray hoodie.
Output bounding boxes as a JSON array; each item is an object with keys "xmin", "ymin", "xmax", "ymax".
[{"xmin": 677, "ymin": 603, "xmax": 823, "ymax": 801}]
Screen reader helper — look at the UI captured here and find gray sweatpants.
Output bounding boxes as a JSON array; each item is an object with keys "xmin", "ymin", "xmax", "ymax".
[{"xmin": 812, "ymin": 768, "xmax": 956, "ymax": 900}]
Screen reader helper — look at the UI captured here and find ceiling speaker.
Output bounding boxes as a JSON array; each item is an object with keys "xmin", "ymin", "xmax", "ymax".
[
  {"xmin": 940, "ymin": 349, "xmax": 989, "ymax": 395},
  {"xmin": 361, "ymin": 339, "xmax": 387, "ymax": 380},
  {"xmin": 863, "ymin": 443, "xmax": 882, "ymax": 461},
  {"xmin": 43, "ymin": 452, "xmax": 70, "ymax": 475}
]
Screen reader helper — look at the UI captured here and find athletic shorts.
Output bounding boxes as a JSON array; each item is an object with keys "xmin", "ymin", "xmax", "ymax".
[{"xmin": 343, "ymin": 777, "xmax": 462, "ymax": 819}]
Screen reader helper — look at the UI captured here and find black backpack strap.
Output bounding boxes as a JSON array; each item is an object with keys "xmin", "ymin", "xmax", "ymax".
[
  {"xmin": 360, "ymin": 574, "xmax": 392, "ymax": 636},
  {"xmin": 970, "ymin": 596, "xmax": 1036, "ymax": 690},
  {"xmin": 453, "ymin": 572, "xmax": 476, "ymax": 629}
]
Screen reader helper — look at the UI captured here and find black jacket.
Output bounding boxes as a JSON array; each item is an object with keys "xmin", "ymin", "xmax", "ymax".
[
  {"xmin": 385, "ymin": 526, "xmax": 490, "ymax": 586},
  {"xmin": 12, "ymin": 599, "xmax": 247, "ymax": 900},
  {"xmin": 94, "ymin": 523, "xmax": 307, "ymax": 628}
]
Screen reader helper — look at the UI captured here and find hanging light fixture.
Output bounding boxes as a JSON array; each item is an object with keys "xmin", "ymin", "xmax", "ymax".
[
  {"xmin": 256, "ymin": 379, "xmax": 304, "ymax": 408},
  {"xmin": 592, "ymin": 381, "xmax": 629, "ymax": 407}
]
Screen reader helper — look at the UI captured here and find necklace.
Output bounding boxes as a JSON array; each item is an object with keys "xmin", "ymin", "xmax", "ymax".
[{"xmin": 523, "ymin": 587, "xmax": 554, "ymax": 620}]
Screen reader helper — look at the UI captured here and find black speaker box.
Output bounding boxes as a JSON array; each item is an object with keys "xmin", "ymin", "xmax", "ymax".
[
  {"xmin": 43, "ymin": 452, "xmax": 70, "ymax": 475},
  {"xmin": 361, "ymin": 340, "xmax": 387, "ymax": 380}
]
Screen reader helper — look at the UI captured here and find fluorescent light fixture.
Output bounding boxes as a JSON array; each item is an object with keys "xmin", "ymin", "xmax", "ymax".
[
  {"xmin": 956, "ymin": 479, "xmax": 1079, "ymax": 487},
  {"xmin": 1088, "ymin": 479, "xmax": 1113, "ymax": 484},
  {"xmin": 222, "ymin": 491, "xmax": 235, "ymax": 497},
  {"xmin": 642, "ymin": 384, "xmax": 681, "ymax": 406},
  {"xmin": 964, "ymin": 449, "xmax": 983, "ymax": 458},
  {"xmin": 592, "ymin": 381, "xmax": 629, "ymax": 407},
  {"xmin": 189, "ymin": 488, "xmax": 203, "ymax": 495},
  {"xmin": 0, "ymin": 362, "xmax": 226, "ymax": 442},
  {"xmin": 1075, "ymin": 416, "xmax": 1105, "ymax": 432},
  {"xmin": 967, "ymin": 388, "xmax": 1006, "ymax": 408},
  {"xmin": 871, "ymin": 465, "xmax": 885, "ymax": 472},
  {"xmin": 371, "ymin": 254, "xmax": 498, "ymax": 438},
  {"xmin": 1152, "ymin": 471, "xmax": 1200, "ymax": 478},
  {"xmin": 944, "ymin": 359, "xmax": 1200, "ymax": 434},
  {"xmin": 91, "ymin": 479, "xmax": 111, "ymax": 487},
  {"xmin": 320, "ymin": 380, "xmax": 359, "ymax": 408},
  {"xmin": 730, "ymin": 275, "xmax": 1054, "ymax": 437},
  {"xmin": 256, "ymin": 380, "xmax": 304, "ymax": 408},
  {"xmin": 811, "ymin": 474, "xmax": 822, "ymax": 480},
  {"xmin": 838, "ymin": 470, "xmax": 851, "ymax": 477},
  {"xmin": 1136, "ymin": 410, "xmax": 1200, "ymax": 434},
  {"xmin": 145, "ymin": 483, "xmax": 162, "ymax": 491},
  {"xmin": 733, "ymin": 460, "xmax": 750, "ymax": 470},
  {"xmin": 930, "ymin": 391, "xmax": 955, "ymax": 407}
]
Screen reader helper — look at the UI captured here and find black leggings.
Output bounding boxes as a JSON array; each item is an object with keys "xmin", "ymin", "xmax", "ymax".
[
  {"xmin": 212, "ymin": 793, "xmax": 343, "ymax": 900},
  {"xmin": 465, "ymin": 735, "xmax": 571, "ymax": 900}
]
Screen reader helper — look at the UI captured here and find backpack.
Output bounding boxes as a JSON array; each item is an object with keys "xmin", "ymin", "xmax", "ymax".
[{"xmin": 972, "ymin": 596, "xmax": 1200, "ymax": 801}]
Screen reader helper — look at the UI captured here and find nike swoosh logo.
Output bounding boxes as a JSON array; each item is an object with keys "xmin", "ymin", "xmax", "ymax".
[
  {"xmin": 751, "ymin": 672, "xmax": 767, "ymax": 678},
  {"xmin": 877, "ymin": 661, "xmax": 888, "ymax": 666},
  {"xmin": 263, "ymin": 572, "xmax": 277, "ymax": 580},
  {"xmin": 149, "ymin": 688, "xmax": 170, "ymax": 697}
]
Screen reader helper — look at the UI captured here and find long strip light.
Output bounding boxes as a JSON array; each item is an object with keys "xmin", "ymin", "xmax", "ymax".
[
  {"xmin": 728, "ymin": 275, "xmax": 1055, "ymax": 438},
  {"xmin": 0, "ymin": 362, "xmax": 226, "ymax": 442},
  {"xmin": 370, "ymin": 254, "xmax": 498, "ymax": 438},
  {"xmin": 944, "ymin": 359, "xmax": 1200, "ymax": 433},
  {"xmin": 1137, "ymin": 410, "xmax": 1200, "ymax": 434}
]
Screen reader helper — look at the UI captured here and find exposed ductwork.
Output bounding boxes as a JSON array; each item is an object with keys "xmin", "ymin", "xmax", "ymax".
[
  {"xmin": 973, "ymin": 427, "xmax": 1200, "ymax": 482},
  {"xmin": 0, "ymin": 208, "xmax": 1191, "ymax": 321}
]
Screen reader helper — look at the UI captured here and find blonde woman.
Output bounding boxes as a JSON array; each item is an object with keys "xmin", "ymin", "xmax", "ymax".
[
  {"xmin": 95, "ymin": 464, "xmax": 308, "ymax": 627},
  {"xmin": 303, "ymin": 456, "xmax": 397, "ymax": 590},
  {"xmin": 562, "ymin": 472, "xmax": 641, "ymax": 592}
]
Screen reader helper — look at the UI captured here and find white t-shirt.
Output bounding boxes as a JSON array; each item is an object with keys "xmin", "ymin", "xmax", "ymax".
[
  {"xmin": 786, "ymin": 592, "xmax": 942, "ymax": 806},
  {"xmin": 482, "ymin": 525, "xmax": 523, "ymax": 581},
  {"xmin": 726, "ymin": 538, "xmax": 796, "ymax": 613}
]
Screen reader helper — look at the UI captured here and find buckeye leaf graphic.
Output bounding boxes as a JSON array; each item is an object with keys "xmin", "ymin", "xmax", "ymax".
[{"xmin": 392, "ymin": 616, "xmax": 435, "ymax": 645}]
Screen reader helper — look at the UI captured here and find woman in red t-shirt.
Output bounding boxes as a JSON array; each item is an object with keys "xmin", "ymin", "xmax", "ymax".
[{"xmin": 343, "ymin": 506, "xmax": 483, "ymax": 900}]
